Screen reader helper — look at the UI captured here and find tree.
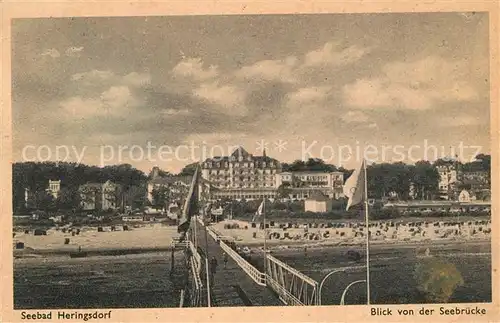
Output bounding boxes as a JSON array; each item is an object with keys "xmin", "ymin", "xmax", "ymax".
[
  {"xmin": 411, "ymin": 161, "xmax": 440, "ymax": 200},
  {"xmin": 367, "ymin": 162, "xmax": 413, "ymax": 200},
  {"xmin": 178, "ymin": 163, "xmax": 198, "ymax": 176},
  {"xmin": 151, "ymin": 186, "xmax": 170, "ymax": 211},
  {"xmin": 282, "ymin": 158, "xmax": 337, "ymax": 172},
  {"xmin": 474, "ymin": 154, "xmax": 491, "ymax": 173},
  {"xmin": 12, "ymin": 161, "xmax": 147, "ymax": 212},
  {"xmin": 124, "ymin": 185, "xmax": 147, "ymax": 210},
  {"xmin": 34, "ymin": 190, "xmax": 55, "ymax": 213},
  {"xmin": 277, "ymin": 183, "xmax": 292, "ymax": 199},
  {"xmin": 56, "ymin": 187, "xmax": 81, "ymax": 210}
]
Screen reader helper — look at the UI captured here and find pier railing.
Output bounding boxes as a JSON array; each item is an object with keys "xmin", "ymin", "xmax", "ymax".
[
  {"xmin": 172, "ymin": 238, "xmax": 189, "ymax": 249},
  {"xmin": 265, "ymin": 254, "xmax": 319, "ymax": 306},
  {"xmin": 187, "ymin": 240, "xmax": 203, "ymax": 307},
  {"xmin": 203, "ymin": 223, "xmax": 320, "ymax": 306},
  {"xmin": 206, "ymin": 226, "xmax": 266, "ymax": 286},
  {"xmin": 188, "ymin": 240, "xmax": 202, "ymax": 273}
]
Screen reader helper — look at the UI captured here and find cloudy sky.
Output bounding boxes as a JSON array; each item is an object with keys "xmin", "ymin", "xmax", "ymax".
[{"xmin": 12, "ymin": 13, "xmax": 490, "ymax": 173}]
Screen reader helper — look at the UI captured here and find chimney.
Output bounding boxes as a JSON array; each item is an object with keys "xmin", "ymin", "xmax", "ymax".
[
  {"xmin": 263, "ymin": 148, "xmax": 267, "ymax": 158},
  {"xmin": 152, "ymin": 166, "xmax": 159, "ymax": 179}
]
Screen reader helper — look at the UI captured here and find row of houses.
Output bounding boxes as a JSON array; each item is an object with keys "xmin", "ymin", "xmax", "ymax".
[
  {"xmin": 149, "ymin": 147, "xmax": 345, "ymax": 202},
  {"xmin": 23, "ymin": 148, "xmax": 491, "ymax": 213},
  {"xmin": 23, "ymin": 179, "xmax": 122, "ymax": 212},
  {"xmin": 436, "ymin": 161, "xmax": 490, "ymax": 200}
]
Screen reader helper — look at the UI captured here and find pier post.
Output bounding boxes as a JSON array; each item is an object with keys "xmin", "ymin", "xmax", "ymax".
[{"xmin": 170, "ymin": 247, "xmax": 175, "ymax": 276}]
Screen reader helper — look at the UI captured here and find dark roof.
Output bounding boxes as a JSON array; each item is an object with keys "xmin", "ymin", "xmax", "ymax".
[
  {"xmin": 203, "ymin": 146, "xmax": 280, "ymax": 165},
  {"xmin": 149, "ymin": 175, "xmax": 192, "ymax": 185},
  {"xmin": 231, "ymin": 146, "xmax": 250, "ymax": 158}
]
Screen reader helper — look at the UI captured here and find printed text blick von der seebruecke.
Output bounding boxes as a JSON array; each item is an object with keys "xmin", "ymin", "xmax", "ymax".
[{"xmin": 371, "ymin": 306, "xmax": 487, "ymax": 316}]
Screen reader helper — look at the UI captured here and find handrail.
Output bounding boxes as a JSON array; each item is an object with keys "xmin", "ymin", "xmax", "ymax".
[
  {"xmin": 190, "ymin": 256, "xmax": 202, "ymax": 306},
  {"xmin": 188, "ymin": 241, "xmax": 202, "ymax": 273},
  {"xmin": 206, "ymin": 226, "xmax": 266, "ymax": 286},
  {"xmin": 266, "ymin": 254, "xmax": 318, "ymax": 286},
  {"xmin": 172, "ymin": 238, "xmax": 188, "ymax": 249},
  {"xmin": 187, "ymin": 240, "xmax": 203, "ymax": 307},
  {"xmin": 266, "ymin": 276, "xmax": 303, "ymax": 305},
  {"xmin": 219, "ymin": 239, "xmax": 267, "ymax": 286}
]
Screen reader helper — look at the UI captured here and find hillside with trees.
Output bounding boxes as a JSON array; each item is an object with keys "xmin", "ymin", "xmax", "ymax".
[
  {"xmin": 12, "ymin": 154, "xmax": 490, "ymax": 214},
  {"xmin": 12, "ymin": 162, "xmax": 147, "ymax": 214}
]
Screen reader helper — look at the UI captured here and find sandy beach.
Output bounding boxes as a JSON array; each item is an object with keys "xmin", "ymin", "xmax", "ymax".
[
  {"xmin": 12, "ymin": 216, "xmax": 491, "ymax": 259},
  {"xmin": 12, "ymin": 223, "xmax": 179, "ymax": 258},
  {"xmin": 209, "ymin": 217, "xmax": 492, "ymax": 252}
]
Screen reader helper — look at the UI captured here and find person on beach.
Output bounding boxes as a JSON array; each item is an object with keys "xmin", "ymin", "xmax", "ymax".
[
  {"xmin": 223, "ymin": 253, "xmax": 228, "ymax": 269},
  {"xmin": 210, "ymin": 256, "xmax": 218, "ymax": 285}
]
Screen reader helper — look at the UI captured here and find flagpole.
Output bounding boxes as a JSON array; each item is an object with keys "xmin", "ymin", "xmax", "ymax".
[
  {"xmin": 363, "ymin": 159, "xmax": 371, "ymax": 305},
  {"xmin": 201, "ymin": 174, "xmax": 212, "ymax": 307},
  {"xmin": 263, "ymin": 198, "xmax": 267, "ymax": 279},
  {"xmin": 193, "ymin": 204, "xmax": 198, "ymax": 248},
  {"xmin": 203, "ymin": 203, "xmax": 211, "ymax": 307}
]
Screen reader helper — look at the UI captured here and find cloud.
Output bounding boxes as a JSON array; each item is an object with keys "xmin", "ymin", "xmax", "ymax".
[
  {"xmin": 162, "ymin": 108, "xmax": 192, "ymax": 116},
  {"xmin": 123, "ymin": 72, "xmax": 151, "ymax": 87},
  {"xmin": 234, "ymin": 41, "xmax": 369, "ymax": 86},
  {"xmin": 236, "ymin": 57, "xmax": 298, "ymax": 83},
  {"xmin": 71, "ymin": 70, "xmax": 114, "ymax": 82},
  {"xmin": 65, "ymin": 46, "xmax": 84, "ymax": 57},
  {"xmin": 40, "ymin": 48, "xmax": 60, "ymax": 58},
  {"xmin": 71, "ymin": 70, "xmax": 151, "ymax": 89},
  {"xmin": 343, "ymin": 56, "xmax": 480, "ymax": 110},
  {"xmin": 60, "ymin": 85, "xmax": 137, "ymax": 119},
  {"xmin": 287, "ymin": 86, "xmax": 331, "ymax": 105},
  {"xmin": 440, "ymin": 115, "xmax": 483, "ymax": 127},
  {"xmin": 340, "ymin": 111, "xmax": 370, "ymax": 123},
  {"xmin": 185, "ymin": 131, "xmax": 249, "ymax": 147},
  {"xmin": 100, "ymin": 86, "xmax": 136, "ymax": 109},
  {"xmin": 193, "ymin": 81, "xmax": 247, "ymax": 116},
  {"xmin": 304, "ymin": 42, "xmax": 370, "ymax": 67},
  {"xmin": 172, "ymin": 58, "xmax": 218, "ymax": 81},
  {"xmin": 59, "ymin": 96, "xmax": 106, "ymax": 118},
  {"xmin": 244, "ymin": 81, "xmax": 290, "ymax": 111}
]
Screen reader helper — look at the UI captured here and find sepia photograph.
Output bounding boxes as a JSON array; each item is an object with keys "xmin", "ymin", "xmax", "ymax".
[{"xmin": 3, "ymin": 6, "xmax": 497, "ymax": 321}]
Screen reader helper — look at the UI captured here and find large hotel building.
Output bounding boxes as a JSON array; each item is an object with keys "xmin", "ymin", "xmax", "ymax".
[{"xmin": 201, "ymin": 147, "xmax": 344, "ymax": 201}]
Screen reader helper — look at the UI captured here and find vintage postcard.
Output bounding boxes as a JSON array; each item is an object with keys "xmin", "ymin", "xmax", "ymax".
[{"xmin": 1, "ymin": 1, "xmax": 498, "ymax": 322}]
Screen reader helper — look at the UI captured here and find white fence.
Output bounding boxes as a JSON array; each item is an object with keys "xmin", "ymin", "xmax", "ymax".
[
  {"xmin": 204, "ymin": 224, "xmax": 320, "ymax": 305},
  {"xmin": 266, "ymin": 254, "xmax": 319, "ymax": 306},
  {"xmin": 266, "ymin": 276, "xmax": 303, "ymax": 305},
  {"xmin": 187, "ymin": 240, "xmax": 203, "ymax": 307},
  {"xmin": 206, "ymin": 226, "xmax": 266, "ymax": 286},
  {"xmin": 188, "ymin": 240, "xmax": 202, "ymax": 273}
]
